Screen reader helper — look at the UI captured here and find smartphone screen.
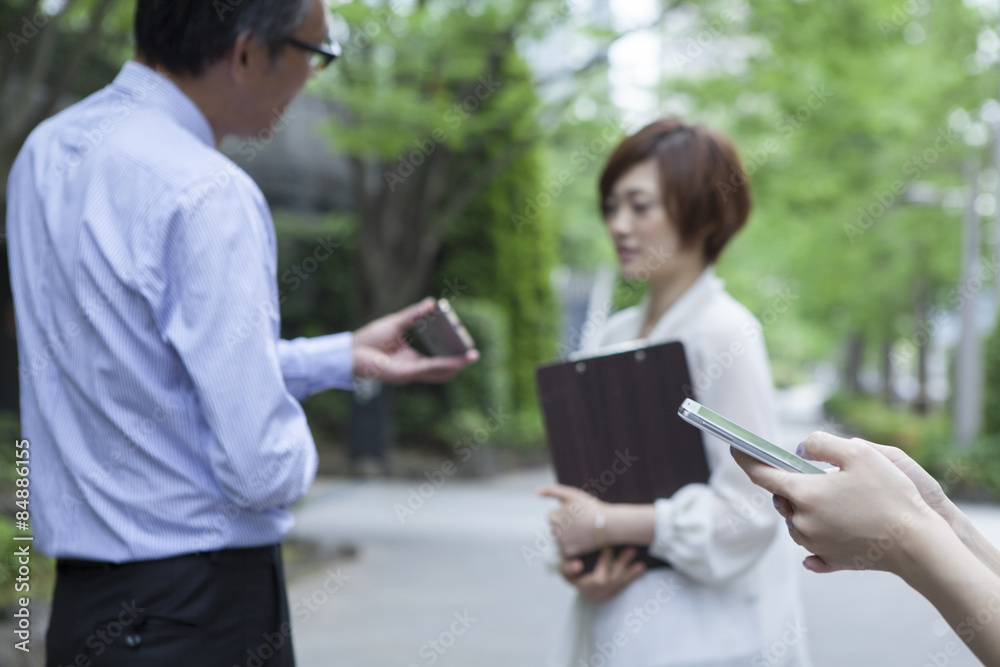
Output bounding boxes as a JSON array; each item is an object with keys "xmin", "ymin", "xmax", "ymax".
[{"xmin": 678, "ymin": 399, "xmax": 826, "ymax": 474}]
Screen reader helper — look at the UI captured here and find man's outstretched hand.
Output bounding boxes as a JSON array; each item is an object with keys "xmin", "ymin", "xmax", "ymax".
[{"xmin": 352, "ymin": 298, "xmax": 479, "ymax": 385}]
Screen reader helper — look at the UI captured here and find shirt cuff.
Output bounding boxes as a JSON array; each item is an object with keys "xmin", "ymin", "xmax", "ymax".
[
  {"xmin": 648, "ymin": 484, "xmax": 712, "ymax": 565},
  {"xmin": 278, "ymin": 333, "xmax": 354, "ymax": 401}
]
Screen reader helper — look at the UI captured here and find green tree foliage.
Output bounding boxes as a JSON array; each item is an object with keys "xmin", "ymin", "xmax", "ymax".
[
  {"xmin": 304, "ymin": 0, "xmax": 594, "ymax": 448},
  {"xmin": 672, "ymin": 0, "xmax": 993, "ymax": 397},
  {"xmin": 318, "ymin": 0, "xmax": 559, "ymax": 320},
  {"xmin": 984, "ymin": 319, "xmax": 1000, "ymax": 437},
  {"xmin": 0, "ymin": 0, "xmax": 135, "ymax": 214},
  {"xmin": 434, "ymin": 140, "xmax": 559, "ymax": 437}
]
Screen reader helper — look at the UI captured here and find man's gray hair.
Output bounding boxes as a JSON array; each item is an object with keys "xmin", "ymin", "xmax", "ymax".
[{"xmin": 135, "ymin": 0, "xmax": 315, "ymax": 77}]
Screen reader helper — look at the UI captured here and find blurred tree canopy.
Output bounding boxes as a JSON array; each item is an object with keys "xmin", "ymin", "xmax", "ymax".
[
  {"xmin": 8, "ymin": 0, "xmax": 1000, "ymax": 451},
  {"xmin": 0, "ymin": 0, "xmax": 134, "ymax": 215},
  {"xmin": 666, "ymin": 0, "xmax": 995, "ymax": 404}
]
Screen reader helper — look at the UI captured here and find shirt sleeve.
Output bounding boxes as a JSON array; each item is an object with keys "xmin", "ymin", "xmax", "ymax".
[
  {"xmin": 647, "ymin": 313, "xmax": 780, "ymax": 586},
  {"xmin": 140, "ymin": 173, "xmax": 317, "ymax": 512},
  {"xmin": 277, "ymin": 334, "xmax": 355, "ymax": 400}
]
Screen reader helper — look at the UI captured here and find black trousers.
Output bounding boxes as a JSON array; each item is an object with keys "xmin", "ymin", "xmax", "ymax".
[{"xmin": 46, "ymin": 544, "xmax": 294, "ymax": 667}]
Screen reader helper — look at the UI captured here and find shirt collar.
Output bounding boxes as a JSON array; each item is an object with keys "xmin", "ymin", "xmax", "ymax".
[
  {"xmin": 110, "ymin": 61, "xmax": 216, "ymax": 148},
  {"xmin": 639, "ymin": 265, "xmax": 725, "ymax": 341}
]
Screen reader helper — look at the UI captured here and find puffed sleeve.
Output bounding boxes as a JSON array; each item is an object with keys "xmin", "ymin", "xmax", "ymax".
[{"xmin": 647, "ymin": 306, "xmax": 780, "ymax": 585}]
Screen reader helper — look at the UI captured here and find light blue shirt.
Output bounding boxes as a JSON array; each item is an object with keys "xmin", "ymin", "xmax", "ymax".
[{"xmin": 6, "ymin": 61, "xmax": 354, "ymax": 562}]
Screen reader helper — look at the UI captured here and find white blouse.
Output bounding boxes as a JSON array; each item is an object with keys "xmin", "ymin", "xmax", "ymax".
[{"xmin": 551, "ymin": 268, "xmax": 812, "ymax": 667}]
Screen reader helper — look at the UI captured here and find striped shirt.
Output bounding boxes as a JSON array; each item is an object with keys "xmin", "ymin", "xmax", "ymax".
[{"xmin": 6, "ymin": 61, "xmax": 353, "ymax": 562}]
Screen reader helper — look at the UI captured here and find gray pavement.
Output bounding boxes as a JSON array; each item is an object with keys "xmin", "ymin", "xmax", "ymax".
[{"xmin": 287, "ymin": 386, "xmax": 993, "ymax": 666}]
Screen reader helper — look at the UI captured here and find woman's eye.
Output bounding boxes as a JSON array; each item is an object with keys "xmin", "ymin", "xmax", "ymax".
[
  {"xmin": 602, "ymin": 203, "xmax": 617, "ymax": 217},
  {"xmin": 631, "ymin": 203, "xmax": 650, "ymax": 214}
]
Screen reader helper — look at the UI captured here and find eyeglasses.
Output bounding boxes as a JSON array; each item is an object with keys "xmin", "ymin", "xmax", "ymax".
[{"xmin": 285, "ymin": 36, "xmax": 342, "ymax": 71}]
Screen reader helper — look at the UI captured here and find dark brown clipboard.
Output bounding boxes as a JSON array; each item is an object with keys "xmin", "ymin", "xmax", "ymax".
[{"xmin": 536, "ymin": 340, "xmax": 709, "ymax": 571}]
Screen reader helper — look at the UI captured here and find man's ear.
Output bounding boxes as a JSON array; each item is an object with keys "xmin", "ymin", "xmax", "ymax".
[{"xmin": 228, "ymin": 29, "xmax": 256, "ymax": 84}]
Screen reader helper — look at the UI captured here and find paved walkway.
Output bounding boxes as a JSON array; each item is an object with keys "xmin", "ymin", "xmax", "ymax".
[{"xmin": 287, "ymin": 386, "xmax": 993, "ymax": 666}]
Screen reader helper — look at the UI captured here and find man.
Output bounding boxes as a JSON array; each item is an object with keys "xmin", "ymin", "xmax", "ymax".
[{"xmin": 5, "ymin": 0, "xmax": 476, "ymax": 664}]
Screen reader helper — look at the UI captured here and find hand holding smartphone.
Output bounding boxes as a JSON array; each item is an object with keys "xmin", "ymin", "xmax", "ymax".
[
  {"xmin": 405, "ymin": 298, "xmax": 476, "ymax": 357},
  {"xmin": 677, "ymin": 399, "xmax": 826, "ymax": 474}
]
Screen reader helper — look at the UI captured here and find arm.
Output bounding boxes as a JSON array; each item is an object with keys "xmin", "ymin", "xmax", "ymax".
[
  {"xmin": 536, "ymin": 484, "xmax": 649, "ymax": 600},
  {"xmin": 539, "ymin": 317, "xmax": 781, "ymax": 590},
  {"xmin": 143, "ymin": 183, "xmax": 317, "ymax": 511},
  {"xmin": 278, "ymin": 333, "xmax": 354, "ymax": 401},
  {"xmin": 645, "ymin": 322, "xmax": 781, "ymax": 585},
  {"xmin": 735, "ymin": 433, "xmax": 1000, "ymax": 664},
  {"xmin": 898, "ymin": 522, "xmax": 1000, "ymax": 664},
  {"xmin": 862, "ymin": 440, "xmax": 1000, "ymax": 578},
  {"xmin": 279, "ymin": 299, "xmax": 479, "ymax": 402}
]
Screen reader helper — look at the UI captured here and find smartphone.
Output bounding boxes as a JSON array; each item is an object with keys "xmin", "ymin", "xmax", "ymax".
[
  {"xmin": 406, "ymin": 298, "xmax": 476, "ymax": 357},
  {"xmin": 677, "ymin": 399, "xmax": 826, "ymax": 474}
]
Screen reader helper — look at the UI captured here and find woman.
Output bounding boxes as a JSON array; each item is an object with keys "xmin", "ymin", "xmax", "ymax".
[{"xmin": 539, "ymin": 118, "xmax": 811, "ymax": 667}]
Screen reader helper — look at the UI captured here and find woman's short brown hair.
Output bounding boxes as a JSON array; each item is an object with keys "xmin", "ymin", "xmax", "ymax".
[{"xmin": 599, "ymin": 118, "xmax": 751, "ymax": 265}]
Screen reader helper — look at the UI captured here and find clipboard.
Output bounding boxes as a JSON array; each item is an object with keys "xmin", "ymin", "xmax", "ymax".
[{"xmin": 536, "ymin": 340, "xmax": 709, "ymax": 571}]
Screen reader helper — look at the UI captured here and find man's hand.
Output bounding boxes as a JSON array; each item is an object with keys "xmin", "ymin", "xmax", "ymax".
[{"xmin": 352, "ymin": 298, "xmax": 478, "ymax": 385}]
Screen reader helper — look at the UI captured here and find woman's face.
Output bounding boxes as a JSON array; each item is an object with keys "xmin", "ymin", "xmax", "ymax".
[{"xmin": 602, "ymin": 159, "xmax": 705, "ymax": 284}]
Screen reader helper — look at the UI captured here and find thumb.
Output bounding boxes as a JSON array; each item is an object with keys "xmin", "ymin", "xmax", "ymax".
[
  {"xmin": 803, "ymin": 555, "xmax": 839, "ymax": 574},
  {"xmin": 537, "ymin": 484, "xmax": 585, "ymax": 503},
  {"xmin": 799, "ymin": 431, "xmax": 861, "ymax": 468},
  {"xmin": 396, "ymin": 297, "xmax": 437, "ymax": 330}
]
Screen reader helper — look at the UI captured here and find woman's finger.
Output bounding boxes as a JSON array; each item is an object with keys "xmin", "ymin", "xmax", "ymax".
[{"xmin": 773, "ymin": 494, "xmax": 792, "ymax": 519}]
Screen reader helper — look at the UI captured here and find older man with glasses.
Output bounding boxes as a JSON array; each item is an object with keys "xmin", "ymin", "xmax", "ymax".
[{"xmin": 5, "ymin": 0, "xmax": 476, "ymax": 664}]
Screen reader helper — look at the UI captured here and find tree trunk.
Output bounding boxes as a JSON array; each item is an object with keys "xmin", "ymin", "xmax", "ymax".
[
  {"xmin": 881, "ymin": 337, "xmax": 894, "ymax": 404},
  {"xmin": 914, "ymin": 282, "xmax": 931, "ymax": 414},
  {"xmin": 844, "ymin": 333, "xmax": 864, "ymax": 395}
]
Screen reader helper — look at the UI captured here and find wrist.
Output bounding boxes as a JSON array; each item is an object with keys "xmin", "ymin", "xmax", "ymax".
[
  {"xmin": 604, "ymin": 503, "xmax": 656, "ymax": 547},
  {"xmin": 893, "ymin": 510, "xmax": 959, "ymax": 584},
  {"xmin": 594, "ymin": 505, "xmax": 608, "ymax": 549},
  {"xmin": 931, "ymin": 494, "xmax": 962, "ymax": 528}
]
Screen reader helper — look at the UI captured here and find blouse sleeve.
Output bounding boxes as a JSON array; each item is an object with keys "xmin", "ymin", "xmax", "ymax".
[{"xmin": 647, "ymin": 310, "xmax": 781, "ymax": 585}]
